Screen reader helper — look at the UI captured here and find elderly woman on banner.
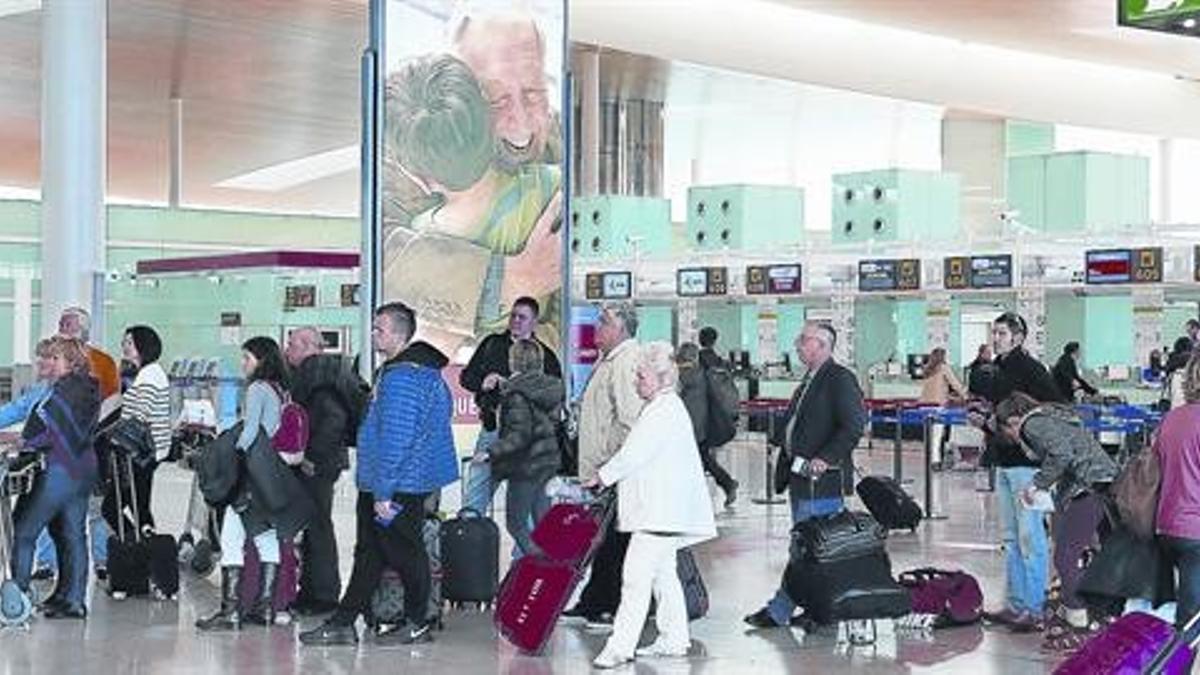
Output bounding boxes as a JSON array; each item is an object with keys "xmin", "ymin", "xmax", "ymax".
[{"xmin": 585, "ymin": 342, "xmax": 717, "ymax": 669}]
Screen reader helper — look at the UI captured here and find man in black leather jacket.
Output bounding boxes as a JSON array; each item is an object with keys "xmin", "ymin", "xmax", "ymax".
[
  {"xmin": 745, "ymin": 322, "xmax": 867, "ymax": 629},
  {"xmin": 285, "ymin": 327, "xmax": 369, "ymax": 614}
]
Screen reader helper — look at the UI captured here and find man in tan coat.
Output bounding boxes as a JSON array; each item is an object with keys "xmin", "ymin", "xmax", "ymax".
[{"xmin": 563, "ymin": 303, "xmax": 642, "ymax": 628}]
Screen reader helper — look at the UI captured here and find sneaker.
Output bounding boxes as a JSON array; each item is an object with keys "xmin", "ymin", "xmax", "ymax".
[
  {"xmin": 592, "ymin": 648, "xmax": 632, "ymax": 669},
  {"xmin": 635, "ymin": 641, "xmax": 689, "ymax": 658},
  {"xmin": 94, "ymin": 567, "xmax": 108, "ymax": 582},
  {"xmin": 31, "ymin": 567, "xmax": 55, "ymax": 581},
  {"xmin": 724, "ymin": 481, "xmax": 739, "ymax": 509},
  {"xmin": 743, "ymin": 608, "xmax": 784, "ymax": 629},
  {"xmin": 1009, "ymin": 612, "xmax": 1044, "ymax": 634},
  {"xmin": 399, "ymin": 621, "xmax": 434, "ymax": 645},
  {"xmin": 585, "ymin": 613, "xmax": 614, "ymax": 632},
  {"xmin": 299, "ymin": 621, "xmax": 359, "ymax": 646}
]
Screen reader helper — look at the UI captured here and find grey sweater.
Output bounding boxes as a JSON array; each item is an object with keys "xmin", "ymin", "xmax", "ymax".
[{"xmin": 1020, "ymin": 405, "xmax": 1119, "ymax": 507}]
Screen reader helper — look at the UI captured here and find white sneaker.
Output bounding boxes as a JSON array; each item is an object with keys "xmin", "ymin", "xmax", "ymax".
[
  {"xmin": 634, "ymin": 641, "xmax": 689, "ymax": 658},
  {"xmin": 592, "ymin": 648, "xmax": 632, "ymax": 669}
]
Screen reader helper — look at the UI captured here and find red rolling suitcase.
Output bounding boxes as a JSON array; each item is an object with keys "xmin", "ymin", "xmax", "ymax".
[{"xmin": 496, "ymin": 491, "xmax": 614, "ymax": 654}]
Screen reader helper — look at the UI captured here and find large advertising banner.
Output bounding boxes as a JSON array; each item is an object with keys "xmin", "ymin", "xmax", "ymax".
[{"xmin": 377, "ymin": 0, "xmax": 566, "ymax": 361}]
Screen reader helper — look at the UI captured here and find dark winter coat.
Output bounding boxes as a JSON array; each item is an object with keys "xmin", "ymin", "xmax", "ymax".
[
  {"xmin": 983, "ymin": 347, "xmax": 1066, "ymax": 468},
  {"xmin": 490, "ymin": 371, "xmax": 564, "ymax": 483},
  {"xmin": 289, "ymin": 353, "xmax": 368, "ymax": 478},
  {"xmin": 676, "ymin": 364, "xmax": 708, "ymax": 446},
  {"xmin": 460, "ymin": 331, "xmax": 562, "ymax": 431},
  {"xmin": 196, "ymin": 423, "xmax": 314, "ymax": 541}
]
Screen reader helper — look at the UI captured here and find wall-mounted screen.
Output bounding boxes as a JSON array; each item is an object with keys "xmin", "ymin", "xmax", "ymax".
[
  {"xmin": 859, "ymin": 258, "xmax": 920, "ymax": 292},
  {"xmin": 1085, "ymin": 249, "xmax": 1133, "ymax": 284},
  {"xmin": 747, "ymin": 264, "xmax": 802, "ymax": 295},
  {"xmin": 677, "ymin": 268, "xmax": 709, "ymax": 297},
  {"xmin": 585, "ymin": 272, "xmax": 632, "ymax": 300},
  {"xmin": 970, "ymin": 254, "xmax": 1013, "ymax": 288}
]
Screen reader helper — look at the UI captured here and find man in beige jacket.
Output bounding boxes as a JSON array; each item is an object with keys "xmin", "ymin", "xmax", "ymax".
[{"xmin": 563, "ymin": 302, "xmax": 643, "ymax": 628}]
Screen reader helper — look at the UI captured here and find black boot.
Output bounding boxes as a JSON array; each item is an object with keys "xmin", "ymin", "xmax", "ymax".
[
  {"xmin": 243, "ymin": 562, "xmax": 279, "ymax": 626},
  {"xmin": 196, "ymin": 566, "xmax": 242, "ymax": 631}
]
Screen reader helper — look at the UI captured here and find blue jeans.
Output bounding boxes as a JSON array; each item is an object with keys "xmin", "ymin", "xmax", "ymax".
[
  {"xmin": 462, "ymin": 430, "xmax": 499, "ymax": 516},
  {"xmin": 505, "ymin": 477, "xmax": 550, "ymax": 560},
  {"xmin": 764, "ymin": 491, "xmax": 844, "ymax": 625},
  {"xmin": 32, "ymin": 499, "xmax": 109, "ymax": 570},
  {"xmin": 11, "ymin": 464, "xmax": 96, "ymax": 607},
  {"xmin": 997, "ymin": 466, "xmax": 1049, "ymax": 615}
]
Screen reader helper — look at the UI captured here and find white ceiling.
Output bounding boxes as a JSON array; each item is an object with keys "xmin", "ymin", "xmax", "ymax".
[
  {"xmin": 0, "ymin": 0, "xmax": 1197, "ymax": 217},
  {"xmin": 769, "ymin": 0, "xmax": 1200, "ymax": 79}
]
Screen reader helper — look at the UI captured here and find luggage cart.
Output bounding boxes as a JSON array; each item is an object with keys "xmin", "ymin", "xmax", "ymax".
[{"xmin": 0, "ymin": 448, "xmax": 44, "ymax": 627}]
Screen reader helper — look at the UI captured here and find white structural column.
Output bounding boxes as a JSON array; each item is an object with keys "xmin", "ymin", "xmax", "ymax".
[
  {"xmin": 577, "ymin": 46, "xmax": 600, "ymax": 196},
  {"xmin": 40, "ymin": 0, "xmax": 107, "ymax": 337},
  {"xmin": 1159, "ymin": 138, "xmax": 1175, "ymax": 224}
]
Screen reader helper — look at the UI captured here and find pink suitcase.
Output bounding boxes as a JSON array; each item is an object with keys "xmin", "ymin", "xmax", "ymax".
[
  {"xmin": 1054, "ymin": 611, "xmax": 1195, "ymax": 675},
  {"xmin": 496, "ymin": 490, "xmax": 614, "ymax": 654},
  {"xmin": 240, "ymin": 540, "xmax": 300, "ymax": 614},
  {"xmin": 530, "ymin": 501, "xmax": 608, "ymax": 565}
]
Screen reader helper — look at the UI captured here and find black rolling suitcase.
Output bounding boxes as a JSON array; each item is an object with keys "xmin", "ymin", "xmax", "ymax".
[
  {"xmin": 106, "ymin": 452, "xmax": 179, "ymax": 599},
  {"xmin": 441, "ymin": 508, "xmax": 499, "ymax": 607},
  {"xmin": 856, "ymin": 475, "xmax": 924, "ymax": 531}
]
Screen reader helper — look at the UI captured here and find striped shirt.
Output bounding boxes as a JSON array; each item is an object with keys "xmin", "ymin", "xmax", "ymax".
[{"xmin": 122, "ymin": 362, "xmax": 172, "ymax": 461}]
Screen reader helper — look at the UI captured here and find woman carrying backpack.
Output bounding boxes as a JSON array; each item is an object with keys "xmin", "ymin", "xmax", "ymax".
[{"xmin": 197, "ymin": 336, "xmax": 309, "ymax": 631}]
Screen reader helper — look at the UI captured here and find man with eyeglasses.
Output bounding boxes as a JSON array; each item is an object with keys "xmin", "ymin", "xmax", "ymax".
[{"xmin": 459, "ymin": 297, "xmax": 562, "ymax": 516}]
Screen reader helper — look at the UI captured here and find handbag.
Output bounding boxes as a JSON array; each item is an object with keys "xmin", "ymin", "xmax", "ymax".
[
  {"xmin": 790, "ymin": 510, "xmax": 887, "ymax": 565},
  {"xmin": 1110, "ymin": 445, "xmax": 1162, "ymax": 541},
  {"xmin": 1077, "ymin": 523, "xmax": 1175, "ymax": 613},
  {"xmin": 103, "ymin": 415, "xmax": 156, "ymax": 469}
]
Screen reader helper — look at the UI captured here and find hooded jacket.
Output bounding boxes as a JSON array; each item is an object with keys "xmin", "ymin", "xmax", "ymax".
[
  {"xmin": 1018, "ymin": 404, "xmax": 1118, "ymax": 508},
  {"xmin": 459, "ymin": 330, "xmax": 562, "ymax": 432},
  {"xmin": 489, "ymin": 371, "xmax": 565, "ymax": 482},
  {"xmin": 290, "ymin": 353, "xmax": 368, "ymax": 478},
  {"xmin": 356, "ymin": 341, "xmax": 459, "ymax": 501}
]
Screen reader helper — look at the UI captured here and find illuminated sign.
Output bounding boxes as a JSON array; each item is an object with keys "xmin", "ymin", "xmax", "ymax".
[
  {"xmin": 859, "ymin": 258, "xmax": 920, "ymax": 292},
  {"xmin": 585, "ymin": 272, "xmax": 632, "ymax": 300},
  {"xmin": 746, "ymin": 264, "xmax": 803, "ymax": 295},
  {"xmin": 676, "ymin": 267, "xmax": 729, "ymax": 297}
]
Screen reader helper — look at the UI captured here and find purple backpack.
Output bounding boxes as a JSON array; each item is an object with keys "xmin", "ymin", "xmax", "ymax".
[
  {"xmin": 898, "ymin": 568, "xmax": 983, "ymax": 627},
  {"xmin": 269, "ymin": 383, "xmax": 309, "ymax": 459}
]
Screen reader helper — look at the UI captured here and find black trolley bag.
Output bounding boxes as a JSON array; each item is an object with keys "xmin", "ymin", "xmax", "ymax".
[
  {"xmin": 441, "ymin": 507, "xmax": 500, "ymax": 607},
  {"xmin": 106, "ymin": 450, "xmax": 179, "ymax": 598},
  {"xmin": 856, "ymin": 474, "xmax": 924, "ymax": 531}
]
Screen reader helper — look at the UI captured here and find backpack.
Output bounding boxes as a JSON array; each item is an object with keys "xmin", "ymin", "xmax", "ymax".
[
  {"xmin": 703, "ymin": 364, "xmax": 740, "ymax": 446},
  {"xmin": 270, "ymin": 383, "xmax": 310, "ymax": 459}
]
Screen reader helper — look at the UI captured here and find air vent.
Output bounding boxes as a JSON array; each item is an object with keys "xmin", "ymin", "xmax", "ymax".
[
  {"xmin": 696, "ymin": 231, "xmax": 706, "ymax": 244},
  {"xmin": 696, "ymin": 201, "xmax": 707, "ymax": 217},
  {"xmin": 591, "ymin": 236, "xmax": 601, "ymax": 252},
  {"xmin": 571, "ymin": 238, "xmax": 580, "ymax": 253},
  {"xmin": 872, "ymin": 186, "xmax": 885, "ymax": 202},
  {"xmin": 843, "ymin": 189, "xmax": 855, "ymax": 203},
  {"xmin": 873, "ymin": 218, "xmax": 884, "ymax": 232},
  {"xmin": 720, "ymin": 229, "xmax": 731, "ymax": 243},
  {"xmin": 591, "ymin": 210, "xmax": 601, "ymax": 224},
  {"xmin": 720, "ymin": 200, "xmax": 731, "ymax": 214},
  {"xmin": 843, "ymin": 221, "xmax": 854, "ymax": 234}
]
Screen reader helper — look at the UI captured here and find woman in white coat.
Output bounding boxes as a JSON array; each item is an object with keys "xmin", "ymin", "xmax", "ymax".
[{"xmin": 586, "ymin": 341, "xmax": 718, "ymax": 669}]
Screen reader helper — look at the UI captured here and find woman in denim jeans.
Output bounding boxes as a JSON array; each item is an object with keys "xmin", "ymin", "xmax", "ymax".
[
  {"xmin": 995, "ymin": 392, "xmax": 1118, "ymax": 651},
  {"xmin": 1156, "ymin": 352, "xmax": 1200, "ymax": 663},
  {"xmin": 974, "ymin": 312, "xmax": 1066, "ymax": 633}
]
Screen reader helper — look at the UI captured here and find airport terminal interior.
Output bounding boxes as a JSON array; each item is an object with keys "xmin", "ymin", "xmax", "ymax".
[{"xmin": 3, "ymin": 0, "xmax": 1200, "ymax": 672}]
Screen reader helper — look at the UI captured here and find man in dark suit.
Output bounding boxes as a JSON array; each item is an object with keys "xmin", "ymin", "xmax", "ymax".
[{"xmin": 744, "ymin": 321, "xmax": 867, "ymax": 628}]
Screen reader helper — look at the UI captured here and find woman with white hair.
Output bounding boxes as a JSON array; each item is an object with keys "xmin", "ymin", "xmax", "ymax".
[{"xmin": 585, "ymin": 341, "xmax": 718, "ymax": 668}]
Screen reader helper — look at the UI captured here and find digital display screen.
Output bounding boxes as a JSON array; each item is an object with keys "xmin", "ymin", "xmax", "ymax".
[
  {"xmin": 858, "ymin": 260, "xmax": 897, "ymax": 292},
  {"xmin": 1132, "ymin": 247, "xmax": 1163, "ymax": 283},
  {"xmin": 1085, "ymin": 249, "xmax": 1133, "ymax": 284},
  {"xmin": 585, "ymin": 271, "xmax": 632, "ymax": 300},
  {"xmin": 971, "ymin": 255, "xmax": 1013, "ymax": 288},
  {"xmin": 746, "ymin": 264, "xmax": 802, "ymax": 295},
  {"xmin": 677, "ymin": 269, "xmax": 709, "ymax": 297}
]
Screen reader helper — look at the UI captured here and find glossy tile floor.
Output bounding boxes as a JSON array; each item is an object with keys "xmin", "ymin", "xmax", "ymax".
[{"xmin": 1, "ymin": 436, "xmax": 1085, "ymax": 674}]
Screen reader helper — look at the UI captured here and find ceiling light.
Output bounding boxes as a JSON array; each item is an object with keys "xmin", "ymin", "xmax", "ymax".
[
  {"xmin": 1182, "ymin": 17, "xmax": 1198, "ymax": 29},
  {"xmin": 0, "ymin": 0, "xmax": 39, "ymax": 18},
  {"xmin": 215, "ymin": 145, "xmax": 358, "ymax": 192}
]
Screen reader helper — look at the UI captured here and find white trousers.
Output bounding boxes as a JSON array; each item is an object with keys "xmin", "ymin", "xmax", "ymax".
[
  {"xmin": 603, "ymin": 532, "xmax": 689, "ymax": 657},
  {"xmin": 219, "ymin": 509, "xmax": 280, "ymax": 566}
]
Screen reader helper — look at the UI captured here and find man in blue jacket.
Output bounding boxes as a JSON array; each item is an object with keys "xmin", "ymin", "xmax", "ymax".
[{"xmin": 300, "ymin": 302, "xmax": 458, "ymax": 646}]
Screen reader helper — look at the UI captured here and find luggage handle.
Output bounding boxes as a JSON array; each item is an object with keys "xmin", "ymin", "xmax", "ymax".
[
  {"xmin": 1147, "ymin": 607, "xmax": 1200, "ymax": 674},
  {"xmin": 110, "ymin": 450, "xmax": 143, "ymax": 545}
]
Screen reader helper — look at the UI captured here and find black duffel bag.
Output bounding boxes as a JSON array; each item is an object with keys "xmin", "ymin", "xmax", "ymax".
[{"xmin": 790, "ymin": 510, "xmax": 887, "ymax": 565}]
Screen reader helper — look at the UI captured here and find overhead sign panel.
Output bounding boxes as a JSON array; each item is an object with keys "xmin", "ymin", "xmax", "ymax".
[
  {"xmin": 746, "ymin": 264, "xmax": 803, "ymax": 295},
  {"xmin": 585, "ymin": 271, "xmax": 632, "ymax": 301},
  {"xmin": 1085, "ymin": 248, "xmax": 1162, "ymax": 285},
  {"xmin": 676, "ymin": 267, "xmax": 728, "ymax": 297},
  {"xmin": 859, "ymin": 258, "xmax": 920, "ymax": 292}
]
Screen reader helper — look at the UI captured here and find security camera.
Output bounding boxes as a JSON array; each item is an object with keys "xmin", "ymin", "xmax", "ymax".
[
  {"xmin": 105, "ymin": 270, "xmax": 122, "ymax": 282},
  {"xmin": 998, "ymin": 209, "xmax": 1021, "ymax": 223}
]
